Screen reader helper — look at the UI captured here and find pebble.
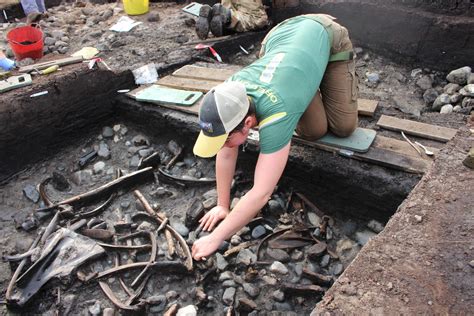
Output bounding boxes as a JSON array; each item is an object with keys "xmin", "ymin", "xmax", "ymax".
[
  {"xmin": 274, "ymin": 302, "xmax": 293, "ymax": 311},
  {"xmin": 414, "ymin": 215, "xmax": 423, "ymax": 223},
  {"xmin": 170, "ymin": 221, "xmax": 189, "ymax": 237},
  {"xmin": 222, "ymin": 287, "xmax": 236, "ymax": 305},
  {"xmin": 367, "ymin": 220, "xmax": 384, "ymax": 233},
  {"xmin": 411, "ymin": 68, "xmax": 423, "ymax": 78},
  {"xmin": 243, "ymin": 283, "xmax": 259, "ymax": 298},
  {"xmin": 450, "ymin": 93, "xmax": 462, "ymax": 104},
  {"xmin": 341, "ymin": 219, "xmax": 358, "ymax": 236},
  {"xmin": 203, "ymin": 188, "xmax": 217, "ymax": 200},
  {"xmin": 320, "ymin": 254, "xmax": 331, "ymax": 268},
  {"xmin": 468, "ymin": 73, "xmax": 474, "ymax": 84},
  {"xmin": 354, "ymin": 230, "xmax": 377, "ymax": 246},
  {"xmin": 262, "ymin": 275, "xmax": 277, "ymax": 285},
  {"xmin": 236, "ymin": 249, "xmax": 256, "ymax": 265},
  {"xmin": 23, "ymin": 184, "xmax": 40, "ymax": 203},
  {"xmin": 71, "ymin": 170, "xmax": 92, "ymax": 185},
  {"xmin": 120, "ymin": 200, "xmax": 131, "ymax": 209},
  {"xmin": 272, "ymin": 289, "xmax": 285, "ymax": 302},
  {"xmin": 44, "ymin": 36, "xmax": 56, "ymax": 46},
  {"xmin": 93, "ymin": 161, "xmax": 105, "ymax": 174},
  {"xmin": 148, "ymin": 12, "xmax": 160, "ymax": 22},
  {"xmin": 129, "ymin": 155, "xmax": 140, "ymax": 168},
  {"xmin": 307, "ymin": 212, "xmax": 321, "ymax": 226},
  {"xmin": 331, "ymin": 262, "xmax": 344, "ymax": 276},
  {"xmin": 423, "ymin": 88, "xmax": 439, "ymax": 104},
  {"xmin": 102, "ymin": 126, "xmax": 114, "ymax": 138},
  {"xmin": 469, "ymin": 260, "xmax": 474, "ymax": 268},
  {"xmin": 203, "ymin": 197, "xmax": 217, "ymax": 209},
  {"xmin": 307, "ymin": 242, "xmax": 328, "ymax": 260},
  {"xmin": 453, "ymin": 105, "xmax": 462, "ymax": 112},
  {"xmin": 88, "ymin": 301, "xmax": 101, "ymax": 316},
  {"xmin": 98, "ymin": 142, "xmax": 111, "ymax": 159},
  {"xmin": 139, "ymin": 148, "xmax": 153, "ymax": 158},
  {"xmin": 132, "ymin": 135, "xmax": 150, "ymax": 146},
  {"xmin": 176, "ymin": 305, "xmax": 197, "ymax": 316},
  {"xmin": 266, "ymin": 248, "xmax": 290, "ymax": 262},
  {"xmin": 294, "ymin": 262, "xmax": 303, "ymax": 276},
  {"xmin": 440, "ymin": 104, "xmax": 453, "ymax": 114},
  {"xmin": 165, "ymin": 290, "xmax": 178, "ymax": 301},
  {"xmin": 291, "ymin": 249, "xmax": 303, "ymax": 261},
  {"xmin": 218, "ymin": 271, "xmax": 234, "ymax": 282},
  {"xmin": 267, "ymin": 199, "xmax": 282, "ymax": 213},
  {"xmin": 446, "ymin": 66, "xmax": 471, "ymax": 85},
  {"xmin": 269, "ymin": 261, "xmax": 288, "ymax": 274},
  {"xmin": 230, "ymin": 235, "xmax": 242, "ymax": 245},
  {"xmin": 416, "ymin": 75, "xmax": 433, "ymax": 90},
  {"xmin": 444, "ymin": 83, "xmax": 460, "ymax": 94},
  {"xmin": 137, "ymin": 221, "xmax": 154, "ymax": 232},
  {"xmin": 251, "ymin": 225, "xmax": 266, "ymax": 239},
  {"xmin": 432, "ymin": 93, "xmax": 450, "ymax": 111},
  {"xmin": 216, "ymin": 253, "xmax": 228, "ymax": 271},
  {"xmin": 461, "ymin": 84, "xmax": 474, "ymax": 97}
]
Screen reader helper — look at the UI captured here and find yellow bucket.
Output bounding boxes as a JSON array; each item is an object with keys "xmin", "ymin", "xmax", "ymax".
[{"xmin": 123, "ymin": 0, "xmax": 149, "ymax": 15}]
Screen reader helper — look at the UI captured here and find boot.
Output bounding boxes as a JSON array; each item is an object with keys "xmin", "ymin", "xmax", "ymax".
[
  {"xmin": 196, "ymin": 4, "xmax": 212, "ymax": 40},
  {"xmin": 26, "ymin": 12, "xmax": 43, "ymax": 25},
  {"xmin": 210, "ymin": 3, "xmax": 231, "ymax": 37}
]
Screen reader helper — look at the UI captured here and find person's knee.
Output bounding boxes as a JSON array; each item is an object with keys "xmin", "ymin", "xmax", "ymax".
[
  {"xmin": 296, "ymin": 124, "xmax": 327, "ymax": 141},
  {"xmin": 330, "ymin": 119, "xmax": 357, "ymax": 137}
]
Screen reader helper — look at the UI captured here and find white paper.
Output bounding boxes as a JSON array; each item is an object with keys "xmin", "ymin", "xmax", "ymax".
[
  {"xmin": 109, "ymin": 16, "xmax": 142, "ymax": 32},
  {"xmin": 132, "ymin": 63, "xmax": 158, "ymax": 85}
]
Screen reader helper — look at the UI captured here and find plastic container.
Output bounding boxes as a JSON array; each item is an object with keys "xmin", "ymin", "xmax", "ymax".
[
  {"xmin": 6, "ymin": 26, "xmax": 44, "ymax": 60},
  {"xmin": 123, "ymin": 0, "xmax": 149, "ymax": 15}
]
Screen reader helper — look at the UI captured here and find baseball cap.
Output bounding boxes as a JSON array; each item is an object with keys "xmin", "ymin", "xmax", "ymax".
[{"xmin": 193, "ymin": 81, "xmax": 249, "ymax": 158}]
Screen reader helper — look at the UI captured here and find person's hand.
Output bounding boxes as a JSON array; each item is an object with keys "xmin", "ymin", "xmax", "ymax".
[
  {"xmin": 199, "ymin": 205, "xmax": 229, "ymax": 232},
  {"xmin": 192, "ymin": 234, "xmax": 223, "ymax": 261}
]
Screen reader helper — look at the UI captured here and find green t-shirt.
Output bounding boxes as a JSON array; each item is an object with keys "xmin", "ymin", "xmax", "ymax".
[{"xmin": 229, "ymin": 16, "xmax": 330, "ymax": 154}]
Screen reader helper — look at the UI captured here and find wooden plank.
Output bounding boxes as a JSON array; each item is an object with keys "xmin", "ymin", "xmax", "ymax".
[
  {"xmin": 19, "ymin": 56, "xmax": 84, "ymax": 73},
  {"xmin": 376, "ymin": 115, "xmax": 457, "ymax": 142},
  {"xmin": 293, "ymin": 136, "xmax": 431, "ymax": 174},
  {"xmin": 373, "ymin": 135, "xmax": 439, "ymax": 158},
  {"xmin": 157, "ymin": 76, "xmax": 217, "ymax": 93},
  {"xmin": 358, "ymin": 99, "xmax": 378, "ymax": 117},
  {"xmin": 172, "ymin": 65, "xmax": 239, "ymax": 82}
]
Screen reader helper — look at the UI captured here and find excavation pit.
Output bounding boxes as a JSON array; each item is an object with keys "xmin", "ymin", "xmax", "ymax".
[{"xmin": 0, "ymin": 62, "xmax": 425, "ymax": 314}]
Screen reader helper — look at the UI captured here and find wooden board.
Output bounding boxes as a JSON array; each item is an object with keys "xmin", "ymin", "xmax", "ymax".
[
  {"xmin": 293, "ymin": 137, "xmax": 431, "ymax": 174},
  {"xmin": 157, "ymin": 76, "xmax": 217, "ymax": 93},
  {"xmin": 172, "ymin": 65, "xmax": 238, "ymax": 82},
  {"xmin": 19, "ymin": 56, "xmax": 84, "ymax": 73},
  {"xmin": 376, "ymin": 115, "xmax": 457, "ymax": 142},
  {"xmin": 373, "ymin": 135, "xmax": 439, "ymax": 159},
  {"xmin": 358, "ymin": 99, "xmax": 378, "ymax": 117}
]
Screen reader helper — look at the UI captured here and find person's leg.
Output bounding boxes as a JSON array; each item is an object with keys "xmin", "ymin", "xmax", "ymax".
[
  {"xmin": 320, "ymin": 59, "xmax": 358, "ymax": 137},
  {"xmin": 296, "ymin": 91, "xmax": 328, "ymax": 140},
  {"xmin": 35, "ymin": 0, "xmax": 46, "ymax": 13},
  {"xmin": 20, "ymin": 0, "xmax": 39, "ymax": 15},
  {"xmin": 196, "ymin": 4, "xmax": 213, "ymax": 40}
]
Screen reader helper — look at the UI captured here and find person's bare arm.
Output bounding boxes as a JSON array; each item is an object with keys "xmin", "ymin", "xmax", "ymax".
[
  {"xmin": 199, "ymin": 146, "xmax": 239, "ymax": 231},
  {"xmin": 192, "ymin": 142, "xmax": 291, "ymax": 260}
]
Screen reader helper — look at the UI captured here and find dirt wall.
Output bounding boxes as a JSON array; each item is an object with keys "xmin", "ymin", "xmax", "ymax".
[{"xmin": 299, "ymin": 0, "xmax": 474, "ymax": 71}]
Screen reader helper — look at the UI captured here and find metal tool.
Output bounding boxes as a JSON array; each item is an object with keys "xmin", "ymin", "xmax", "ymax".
[
  {"xmin": 414, "ymin": 141, "xmax": 434, "ymax": 156},
  {"xmin": 401, "ymin": 132, "xmax": 423, "ymax": 157}
]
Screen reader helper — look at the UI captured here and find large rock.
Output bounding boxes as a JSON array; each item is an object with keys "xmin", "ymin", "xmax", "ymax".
[
  {"xmin": 446, "ymin": 66, "xmax": 471, "ymax": 85},
  {"xmin": 416, "ymin": 75, "xmax": 432, "ymax": 90},
  {"xmin": 422, "ymin": 88, "xmax": 438, "ymax": 104},
  {"xmin": 432, "ymin": 93, "xmax": 451, "ymax": 111},
  {"xmin": 392, "ymin": 94, "xmax": 423, "ymax": 117}
]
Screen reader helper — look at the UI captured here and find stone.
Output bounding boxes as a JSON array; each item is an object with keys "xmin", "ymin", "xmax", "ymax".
[
  {"xmin": 331, "ymin": 262, "xmax": 344, "ymax": 276},
  {"xmin": 446, "ymin": 66, "xmax": 471, "ymax": 85},
  {"xmin": 238, "ymin": 298, "xmax": 258, "ymax": 312},
  {"xmin": 236, "ymin": 249, "xmax": 256, "ymax": 265},
  {"xmin": 222, "ymin": 279, "xmax": 236, "ymax": 288},
  {"xmin": 440, "ymin": 104, "xmax": 453, "ymax": 114},
  {"xmin": 320, "ymin": 254, "xmax": 331, "ymax": 268},
  {"xmin": 71, "ymin": 169, "xmax": 92, "ymax": 185},
  {"xmin": 139, "ymin": 148, "xmax": 153, "ymax": 158},
  {"xmin": 444, "ymin": 83, "xmax": 460, "ymax": 94},
  {"xmin": 103, "ymin": 308, "xmax": 114, "ymax": 316},
  {"xmin": 243, "ymin": 283, "xmax": 259, "ymax": 298},
  {"xmin": 102, "ymin": 9, "xmax": 113, "ymax": 20},
  {"xmin": 416, "ymin": 75, "xmax": 432, "ymax": 90},
  {"xmin": 88, "ymin": 301, "xmax": 101, "ymax": 316},
  {"xmin": 148, "ymin": 12, "xmax": 160, "ymax": 22},
  {"xmin": 219, "ymin": 271, "xmax": 233, "ymax": 281},
  {"xmin": 44, "ymin": 36, "xmax": 56, "ymax": 45},
  {"xmin": 132, "ymin": 135, "xmax": 150, "ymax": 146},
  {"xmin": 450, "ymin": 93, "xmax": 463, "ymax": 104},
  {"xmin": 54, "ymin": 40, "xmax": 68, "ymax": 47},
  {"xmin": 362, "ymin": 53, "xmax": 370, "ymax": 61},
  {"xmin": 392, "ymin": 94, "xmax": 422, "ymax": 117},
  {"xmin": 392, "ymin": 72, "xmax": 406, "ymax": 83},
  {"xmin": 413, "ymin": 215, "xmax": 423, "ymax": 223},
  {"xmin": 367, "ymin": 220, "xmax": 384, "ymax": 233},
  {"xmin": 266, "ymin": 248, "xmax": 290, "ymax": 262},
  {"xmin": 468, "ymin": 73, "xmax": 474, "ymax": 84},
  {"xmin": 137, "ymin": 221, "xmax": 154, "ymax": 232},
  {"xmin": 355, "ymin": 230, "xmax": 377, "ymax": 246},
  {"xmin": 366, "ymin": 72, "xmax": 380, "ymax": 84},
  {"xmin": 307, "ymin": 242, "xmax": 327, "ymax": 260},
  {"xmin": 274, "ymin": 302, "xmax": 293, "ymax": 311},
  {"xmin": 463, "ymin": 148, "xmax": 474, "ymax": 169},
  {"xmin": 203, "ymin": 197, "xmax": 217, "ymax": 209},
  {"xmin": 216, "ymin": 253, "xmax": 228, "ymax": 271},
  {"xmin": 453, "ymin": 105, "xmax": 462, "ymax": 112},
  {"xmin": 166, "ymin": 290, "xmax": 178, "ymax": 301},
  {"xmin": 469, "ymin": 260, "xmax": 474, "ymax": 268},
  {"xmin": 307, "ymin": 212, "xmax": 321, "ymax": 226},
  {"xmin": 462, "ymin": 97, "xmax": 474, "ymax": 108},
  {"xmin": 222, "ymin": 287, "xmax": 236, "ymax": 305},
  {"xmin": 460, "ymin": 84, "xmax": 474, "ymax": 97},
  {"xmin": 411, "ymin": 68, "xmax": 422, "ymax": 78},
  {"xmin": 51, "ymin": 30, "xmax": 65, "ymax": 39},
  {"xmin": 147, "ymin": 294, "xmax": 166, "ymax": 305},
  {"xmin": 269, "ymin": 261, "xmax": 288, "ymax": 274},
  {"xmin": 176, "ymin": 305, "xmax": 197, "ymax": 316},
  {"xmin": 23, "ymin": 184, "xmax": 40, "ymax": 203},
  {"xmin": 120, "ymin": 201, "xmax": 131, "ymax": 209},
  {"xmin": 97, "ymin": 142, "xmax": 111, "ymax": 159},
  {"xmin": 267, "ymin": 199, "xmax": 282, "ymax": 213},
  {"xmin": 171, "ymin": 221, "xmax": 189, "ymax": 237},
  {"xmin": 102, "ymin": 126, "xmax": 114, "ymax": 138},
  {"xmin": 58, "ymin": 46, "xmax": 70, "ymax": 54},
  {"xmin": 272, "ymin": 289, "xmax": 285, "ymax": 302},
  {"xmin": 93, "ymin": 161, "xmax": 105, "ymax": 174},
  {"xmin": 203, "ymin": 188, "xmax": 217, "ymax": 200},
  {"xmin": 251, "ymin": 225, "xmax": 266, "ymax": 239},
  {"xmin": 432, "ymin": 93, "xmax": 451, "ymax": 111},
  {"xmin": 341, "ymin": 219, "xmax": 358, "ymax": 236},
  {"xmin": 129, "ymin": 155, "xmax": 140, "ymax": 168},
  {"xmin": 81, "ymin": 7, "xmax": 94, "ymax": 15}
]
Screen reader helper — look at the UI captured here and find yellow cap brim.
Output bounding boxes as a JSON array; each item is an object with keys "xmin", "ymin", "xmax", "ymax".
[{"xmin": 193, "ymin": 131, "xmax": 228, "ymax": 158}]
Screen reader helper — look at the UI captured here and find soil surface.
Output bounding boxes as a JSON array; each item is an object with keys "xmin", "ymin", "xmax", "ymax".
[{"xmin": 0, "ymin": 1, "xmax": 473, "ymax": 315}]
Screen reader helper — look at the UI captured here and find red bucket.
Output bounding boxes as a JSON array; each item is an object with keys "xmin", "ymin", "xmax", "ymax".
[{"xmin": 7, "ymin": 26, "xmax": 44, "ymax": 60}]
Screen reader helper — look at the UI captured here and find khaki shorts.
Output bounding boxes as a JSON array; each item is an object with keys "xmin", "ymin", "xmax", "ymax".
[{"xmin": 260, "ymin": 14, "xmax": 359, "ymax": 138}]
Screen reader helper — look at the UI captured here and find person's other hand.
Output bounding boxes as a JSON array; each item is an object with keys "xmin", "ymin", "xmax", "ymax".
[
  {"xmin": 192, "ymin": 234, "xmax": 222, "ymax": 260},
  {"xmin": 199, "ymin": 205, "xmax": 229, "ymax": 231}
]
